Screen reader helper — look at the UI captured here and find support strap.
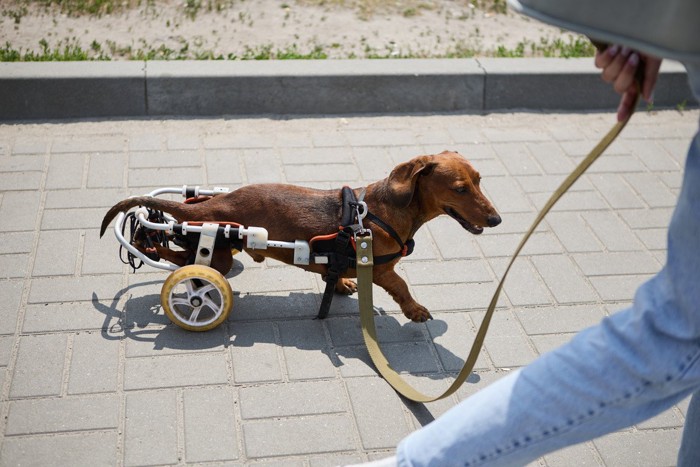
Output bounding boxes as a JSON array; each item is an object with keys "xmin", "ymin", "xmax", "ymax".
[
  {"xmin": 316, "ymin": 228, "xmax": 353, "ymax": 319},
  {"xmin": 357, "ymin": 102, "xmax": 638, "ymax": 402}
]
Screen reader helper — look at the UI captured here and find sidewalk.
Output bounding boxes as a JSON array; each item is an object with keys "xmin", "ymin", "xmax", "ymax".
[{"xmin": 0, "ymin": 105, "xmax": 697, "ymax": 466}]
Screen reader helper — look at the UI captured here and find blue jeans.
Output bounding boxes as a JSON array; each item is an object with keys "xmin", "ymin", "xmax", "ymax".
[{"xmin": 397, "ymin": 63, "xmax": 700, "ymax": 467}]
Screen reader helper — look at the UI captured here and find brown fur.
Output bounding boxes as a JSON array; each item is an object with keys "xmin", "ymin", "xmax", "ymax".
[{"xmin": 100, "ymin": 151, "xmax": 501, "ymax": 322}]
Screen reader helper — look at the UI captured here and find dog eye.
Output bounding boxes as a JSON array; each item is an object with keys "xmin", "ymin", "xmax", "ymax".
[{"xmin": 454, "ymin": 186, "xmax": 469, "ymax": 194}]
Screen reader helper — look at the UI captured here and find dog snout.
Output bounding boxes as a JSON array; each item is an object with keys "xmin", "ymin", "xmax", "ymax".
[{"xmin": 487, "ymin": 214, "xmax": 502, "ymax": 227}]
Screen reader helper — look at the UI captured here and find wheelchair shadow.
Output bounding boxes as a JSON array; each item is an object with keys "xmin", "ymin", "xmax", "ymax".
[{"xmin": 93, "ymin": 274, "xmax": 481, "ymax": 389}]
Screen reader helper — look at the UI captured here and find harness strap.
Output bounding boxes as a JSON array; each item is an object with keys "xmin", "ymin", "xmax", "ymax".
[{"xmin": 317, "ymin": 228, "xmax": 353, "ymax": 319}]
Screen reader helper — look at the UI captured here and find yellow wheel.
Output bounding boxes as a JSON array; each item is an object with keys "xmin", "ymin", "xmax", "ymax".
[{"xmin": 160, "ymin": 265, "xmax": 233, "ymax": 331}]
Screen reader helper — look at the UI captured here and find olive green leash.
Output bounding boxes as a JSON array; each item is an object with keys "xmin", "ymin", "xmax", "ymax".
[{"xmin": 356, "ymin": 106, "xmax": 637, "ymax": 403}]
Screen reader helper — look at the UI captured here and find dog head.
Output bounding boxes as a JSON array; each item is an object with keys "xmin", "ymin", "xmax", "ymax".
[{"xmin": 385, "ymin": 151, "xmax": 501, "ymax": 234}]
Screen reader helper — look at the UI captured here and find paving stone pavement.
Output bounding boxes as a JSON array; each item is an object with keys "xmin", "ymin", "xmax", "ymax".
[{"xmin": 0, "ymin": 107, "xmax": 698, "ymax": 466}]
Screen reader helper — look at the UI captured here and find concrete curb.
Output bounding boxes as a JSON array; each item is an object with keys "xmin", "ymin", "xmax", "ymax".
[{"xmin": 0, "ymin": 58, "xmax": 693, "ymax": 120}]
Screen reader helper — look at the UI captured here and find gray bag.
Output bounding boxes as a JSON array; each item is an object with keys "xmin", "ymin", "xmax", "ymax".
[{"xmin": 507, "ymin": 0, "xmax": 700, "ymax": 62}]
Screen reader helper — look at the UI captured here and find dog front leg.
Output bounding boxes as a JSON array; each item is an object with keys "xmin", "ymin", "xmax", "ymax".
[{"xmin": 373, "ymin": 269, "xmax": 432, "ymax": 322}]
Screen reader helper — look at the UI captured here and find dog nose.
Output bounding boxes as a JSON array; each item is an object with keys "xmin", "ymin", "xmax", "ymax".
[{"xmin": 487, "ymin": 214, "xmax": 502, "ymax": 227}]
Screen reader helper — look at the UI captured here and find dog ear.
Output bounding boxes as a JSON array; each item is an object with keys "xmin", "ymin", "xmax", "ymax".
[{"xmin": 385, "ymin": 156, "xmax": 436, "ymax": 207}]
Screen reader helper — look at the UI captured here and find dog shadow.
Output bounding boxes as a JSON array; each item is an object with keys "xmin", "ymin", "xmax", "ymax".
[{"xmin": 92, "ymin": 274, "xmax": 480, "ymax": 389}]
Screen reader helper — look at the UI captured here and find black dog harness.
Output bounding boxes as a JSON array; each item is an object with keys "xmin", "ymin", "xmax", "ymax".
[{"xmin": 312, "ymin": 187, "xmax": 414, "ymax": 319}]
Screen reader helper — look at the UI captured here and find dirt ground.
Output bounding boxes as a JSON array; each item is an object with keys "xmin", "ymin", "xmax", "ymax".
[{"xmin": 0, "ymin": 0, "xmax": 576, "ymax": 59}]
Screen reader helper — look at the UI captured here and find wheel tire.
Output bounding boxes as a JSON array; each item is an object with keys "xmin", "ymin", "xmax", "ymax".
[{"xmin": 160, "ymin": 265, "xmax": 233, "ymax": 331}]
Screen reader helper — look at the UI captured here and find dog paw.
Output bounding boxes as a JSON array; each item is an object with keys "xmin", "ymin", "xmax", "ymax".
[
  {"xmin": 403, "ymin": 304, "xmax": 433, "ymax": 323},
  {"xmin": 335, "ymin": 278, "xmax": 358, "ymax": 295}
]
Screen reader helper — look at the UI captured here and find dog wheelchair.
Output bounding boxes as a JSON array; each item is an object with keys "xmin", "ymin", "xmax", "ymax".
[{"xmin": 111, "ymin": 185, "xmax": 373, "ymax": 331}]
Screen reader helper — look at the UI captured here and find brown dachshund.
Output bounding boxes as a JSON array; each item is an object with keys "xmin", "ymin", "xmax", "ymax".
[{"xmin": 100, "ymin": 151, "xmax": 501, "ymax": 322}]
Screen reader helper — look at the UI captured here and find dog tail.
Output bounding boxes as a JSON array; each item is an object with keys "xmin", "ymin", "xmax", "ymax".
[{"xmin": 99, "ymin": 196, "xmax": 193, "ymax": 238}]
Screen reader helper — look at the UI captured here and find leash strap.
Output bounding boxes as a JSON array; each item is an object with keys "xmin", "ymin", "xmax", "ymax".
[{"xmin": 357, "ymin": 104, "xmax": 637, "ymax": 402}]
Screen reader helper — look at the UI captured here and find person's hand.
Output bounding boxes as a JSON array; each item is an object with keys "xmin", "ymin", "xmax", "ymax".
[{"xmin": 594, "ymin": 46, "xmax": 662, "ymax": 121}]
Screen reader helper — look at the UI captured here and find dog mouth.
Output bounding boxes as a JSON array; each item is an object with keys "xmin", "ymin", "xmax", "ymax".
[{"xmin": 445, "ymin": 207, "xmax": 484, "ymax": 235}]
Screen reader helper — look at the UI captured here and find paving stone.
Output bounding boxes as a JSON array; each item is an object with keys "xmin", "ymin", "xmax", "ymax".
[
  {"xmin": 0, "ymin": 280, "xmax": 22, "ymax": 335},
  {"xmin": 636, "ymin": 228, "xmax": 669, "ymax": 250},
  {"xmin": 6, "ymin": 394, "xmax": 119, "ymax": 435},
  {"xmin": 243, "ymin": 149, "xmax": 283, "ymax": 183},
  {"xmin": 0, "ymin": 254, "xmax": 28, "ymax": 279},
  {"xmin": 285, "ymin": 163, "xmax": 360, "ymax": 183},
  {"xmin": 530, "ymin": 333, "xmax": 577, "ymax": 355},
  {"xmin": 12, "ymin": 138, "xmax": 48, "ymax": 155},
  {"xmin": 345, "ymin": 377, "xmax": 412, "ymax": 450},
  {"xmin": 205, "ymin": 149, "xmax": 244, "ymax": 185},
  {"xmin": 413, "ymin": 282, "xmax": 506, "ymax": 312},
  {"xmin": 636, "ymin": 406, "xmax": 684, "ymax": 429},
  {"xmin": 353, "ymin": 147, "xmax": 396, "ymax": 182},
  {"xmin": 10, "ymin": 333, "xmax": 67, "ymax": 398},
  {"xmin": 483, "ymin": 177, "xmax": 534, "ymax": 213},
  {"xmin": 184, "ymin": 387, "xmax": 239, "ymax": 462},
  {"xmin": 528, "ymin": 141, "xmax": 577, "ymax": 175},
  {"xmin": 0, "ymin": 191, "xmax": 41, "ymax": 232},
  {"xmin": 344, "ymin": 129, "xmax": 419, "ymax": 147},
  {"xmin": 403, "ymin": 259, "xmax": 492, "ymax": 285},
  {"xmin": 530, "ymin": 189, "xmax": 608, "ymax": 212},
  {"xmin": 40, "ymin": 206, "xmax": 106, "ymax": 230},
  {"xmin": 581, "ymin": 209, "xmax": 650, "ymax": 252},
  {"xmin": 68, "ymin": 331, "xmax": 119, "ymax": 394},
  {"xmin": 477, "ymin": 231, "xmax": 564, "ymax": 258},
  {"xmin": 229, "ymin": 266, "xmax": 315, "ymax": 294},
  {"xmin": 1, "ymin": 432, "xmax": 117, "ymax": 466},
  {"xmin": 278, "ymin": 319, "xmax": 337, "ymax": 380},
  {"xmin": 28, "ymin": 274, "xmax": 121, "ymax": 304},
  {"xmin": 281, "ymin": 147, "xmax": 354, "ymax": 165},
  {"xmin": 542, "ymin": 442, "xmax": 601, "ymax": 467},
  {"xmin": 243, "ymin": 414, "xmax": 356, "ymax": 458},
  {"xmin": 619, "ymin": 207, "xmax": 674, "ymax": 229},
  {"xmin": 0, "ymin": 171, "xmax": 43, "ymax": 191},
  {"xmin": 0, "ymin": 231, "xmax": 34, "ymax": 254},
  {"xmin": 545, "ymin": 212, "xmax": 604, "ymax": 253},
  {"xmin": 32, "ymin": 229, "xmax": 81, "ymax": 276},
  {"xmin": 624, "ymin": 172, "xmax": 679, "ymax": 208},
  {"xmin": 530, "ymin": 255, "xmax": 598, "ymax": 304},
  {"xmin": 515, "ymin": 304, "xmax": 607, "ymax": 335},
  {"xmin": 489, "ymin": 257, "xmax": 553, "ymax": 307},
  {"xmin": 44, "ymin": 188, "xmax": 128, "ymax": 209},
  {"xmin": 334, "ymin": 345, "xmax": 381, "ymax": 378},
  {"xmin": 473, "ymin": 309, "xmax": 538, "ymax": 368},
  {"xmin": 129, "ymin": 149, "xmax": 200, "ymax": 168},
  {"xmin": 589, "ymin": 274, "xmax": 653, "ymax": 302},
  {"xmin": 46, "ymin": 153, "xmax": 85, "ymax": 189},
  {"xmin": 426, "ymin": 312, "xmax": 490, "ymax": 371},
  {"xmin": 230, "ymin": 321, "xmax": 283, "ymax": 383},
  {"xmin": 128, "ymin": 166, "xmax": 205, "ymax": 187},
  {"xmin": 0, "ymin": 335, "xmax": 14, "ymax": 366},
  {"xmin": 593, "ymin": 429, "xmax": 682, "ymax": 467},
  {"xmin": 239, "ymin": 380, "xmax": 347, "ymax": 419},
  {"xmin": 87, "ymin": 152, "xmax": 126, "ymax": 188},
  {"xmin": 588, "ymin": 173, "xmax": 645, "ymax": 209},
  {"xmin": 231, "ymin": 290, "xmax": 320, "ymax": 321},
  {"xmin": 124, "ymin": 352, "xmax": 229, "ymax": 390},
  {"xmin": 492, "ymin": 143, "xmax": 543, "ymax": 176},
  {"xmin": 129, "ymin": 133, "xmax": 164, "ymax": 151},
  {"xmin": 327, "ymin": 315, "xmax": 425, "ymax": 348},
  {"xmin": 125, "ymin": 390, "xmax": 178, "ymax": 466},
  {"xmin": 125, "ymin": 324, "xmax": 227, "ymax": 357},
  {"xmin": 573, "ymin": 251, "xmax": 661, "ymax": 276},
  {"xmin": 52, "ymin": 136, "xmax": 126, "ymax": 154},
  {"xmin": 22, "ymin": 301, "xmax": 108, "ymax": 333}
]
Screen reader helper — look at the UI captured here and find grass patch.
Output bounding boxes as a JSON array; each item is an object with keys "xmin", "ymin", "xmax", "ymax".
[{"xmin": 495, "ymin": 35, "xmax": 596, "ymax": 58}]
